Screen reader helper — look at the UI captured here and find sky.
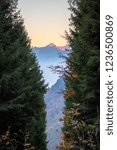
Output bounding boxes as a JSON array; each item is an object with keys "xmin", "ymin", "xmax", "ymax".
[{"xmin": 18, "ymin": 0, "xmax": 70, "ymax": 47}]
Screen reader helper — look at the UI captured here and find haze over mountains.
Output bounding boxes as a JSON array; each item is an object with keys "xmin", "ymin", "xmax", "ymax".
[
  {"xmin": 32, "ymin": 43, "xmax": 69, "ymax": 87},
  {"xmin": 32, "ymin": 43, "xmax": 68, "ymax": 150}
]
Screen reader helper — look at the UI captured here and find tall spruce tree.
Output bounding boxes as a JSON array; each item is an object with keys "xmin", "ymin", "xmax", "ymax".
[
  {"xmin": 0, "ymin": 0, "xmax": 47, "ymax": 149},
  {"xmin": 60, "ymin": 0, "xmax": 100, "ymax": 149}
]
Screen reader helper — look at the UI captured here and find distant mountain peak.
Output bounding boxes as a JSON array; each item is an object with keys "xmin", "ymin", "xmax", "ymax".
[
  {"xmin": 46, "ymin": 43, "xmax": 71, "ymax": 51},
  {"xmin": 33, "ymin": 43, "xmax": 71, "ymax": 53},
  {"xmin": 46, "ymin": 43, "xmax": 56, "ymax": 47}
]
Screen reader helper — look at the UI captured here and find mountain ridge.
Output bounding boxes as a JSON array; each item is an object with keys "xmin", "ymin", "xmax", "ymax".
[
  {"xmin": 45, "ymin": 77, "xmax": 65, "ymax": 150},
  {"xmin": 32, "ymin": 44, "xmax": 68, "ymax": 87},
  {"xmin": 33, "ymin": 43, "xmax": 71, "ymax": 51},
  {"xmin": 32, "ymin": 45, "xmax": 66, "ymax": 150}
]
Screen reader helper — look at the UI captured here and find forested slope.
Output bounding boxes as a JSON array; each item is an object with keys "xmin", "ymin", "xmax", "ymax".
[{"xmin": 59, "ymin": 0, "xmax": 100, "ymax": 149}]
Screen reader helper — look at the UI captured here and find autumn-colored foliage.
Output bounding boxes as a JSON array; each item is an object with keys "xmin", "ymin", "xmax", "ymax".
[{"xmin": 59, "ymin": 0, "xmax": 100, "ymax": 149}]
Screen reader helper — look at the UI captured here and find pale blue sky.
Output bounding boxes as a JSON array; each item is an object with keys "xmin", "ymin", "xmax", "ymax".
[{"xmin": 18, "ymin": 0, "xmax": 70, "ymax": 47}]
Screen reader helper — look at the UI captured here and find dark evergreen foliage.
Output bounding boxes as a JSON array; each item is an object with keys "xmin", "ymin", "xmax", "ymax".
[
  {"xmin": 60, "ymin": 0, "xmax": 100, "ymax": 149},
  {"xmin": 0, "ymin": 0, "xmax": 47, "ymax": 149}
]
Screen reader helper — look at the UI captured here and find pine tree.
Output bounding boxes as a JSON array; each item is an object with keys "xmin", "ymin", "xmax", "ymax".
[
  {"xmin": 0, "ymin": 0, "xmax": 47, "ymax": 149},
  {"xmin": 60, "ymin": 0, "xmax": 100, "ymax": 149}
]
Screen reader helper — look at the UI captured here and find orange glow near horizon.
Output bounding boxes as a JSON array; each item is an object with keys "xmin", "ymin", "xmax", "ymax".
[
  {"xmin": 25, "ymin": 22, "xmax": 69, "ymax": 47},
  {"xmin": 18, "ymin": 0, "xmax": 70, "ymax": 47}
]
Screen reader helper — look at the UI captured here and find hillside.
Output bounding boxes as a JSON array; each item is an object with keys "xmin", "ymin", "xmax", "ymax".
[
  {"xmin": 45, "ymin": 77, "xmax": 65, "ymax": 150},
  {"xmin": 32, "ymin": 44, "xmax": 66, "ymax": 150}
]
